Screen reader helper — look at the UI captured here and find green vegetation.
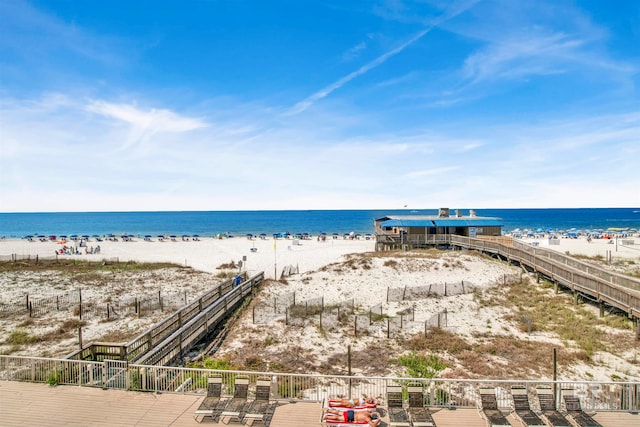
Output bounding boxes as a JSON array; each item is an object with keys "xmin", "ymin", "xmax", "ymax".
[
  {"xmin": 6, "ymin": 329, "xmax": 38, "ymax": 345},
  {"xmin": 397, "ymin": 351, "xmax": 446, "ymax": 378}
]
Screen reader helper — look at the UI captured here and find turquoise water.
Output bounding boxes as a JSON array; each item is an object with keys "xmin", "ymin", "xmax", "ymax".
[{"xmin": 0, "ymin": 208, "xmax": 638, "ymax": 238}]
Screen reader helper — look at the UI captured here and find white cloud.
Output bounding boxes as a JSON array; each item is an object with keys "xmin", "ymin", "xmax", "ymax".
[{"xmin": 85, "ymin": 101, "xmax": 208, "ymax": 133}]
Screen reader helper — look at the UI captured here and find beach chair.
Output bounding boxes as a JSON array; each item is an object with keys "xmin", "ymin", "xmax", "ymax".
[
  {"xmin": 562, "ymin": 389, "xmax": 603, "ymax": 427},
  {"xmin": 511, "ymin": 386, "xmax": 546, "ymax": 427},
  {"xmin": 478, "ymin": 388, "xmax": 511, "ymax": 427},
  {"xmin": 193, "ymin": 376, "xmax": 223, "ymax": 422},
  {"xmin": 535, "ymin": 387, "xmax": 572, "ymax": 427},
  {"xmin": 219, "ymin": 377, "xmax": 250, "ymax": 424},
  {"xmin": 386, "ymin": 385, "xmax": 411, "ymax": 427},
  {"xmin": 406, "ymin": 385, "xmax": 436, "ymax": 427},
  {"xmin": 243, "ymin": 378, "xmax": 277, "ymax": 426}
]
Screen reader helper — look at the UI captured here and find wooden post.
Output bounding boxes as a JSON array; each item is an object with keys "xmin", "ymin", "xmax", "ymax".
[
  {"xmin": 106, "ymin": 303, "xmax": 110, "ymax": 319},
  {"xmin": 159, "ymin": 290, "xmax": 163, "ymax": 312},
  {"xmin": 354, "ymin": 315, "xmax": 357, "ymax": 338},
  {"xmin": 285, "ymin": 307, "xmax": 288, "ymax": 325},
  {"xmin": 29, "ymin": 301, "xmax": 32, "ymax": 317},
  {"xmin": 636, "ymin": 317, "xmax": 640, "ymax": 341},
  {"xmin": 184, "ymin": 290, "xmax": 187, "ymax": 305},
  {"xmin": 252, "ymin": 306, "xmax": 256, "ymax": 324},
  {"xmin": 78, "ymin": 327, "xmax": 83, "ymax": 349},
  {"xmin": 320, "ymin": 311, "xmax": 322, "ymax": 329},
  {"xmin": 78, "ymin": 289, "xmax": 83, "ymax": 320},
  {"xmin": 386, "ymin": 287, "xmax": 390, "ymax": 303},
  {"xmin": 599, "ymin": 300, "xmax": 605, "ymax": 317},
  {"xmin": 387, "ymin": 318, "xmax": 390, "ymax": 339},
  {"xmin": 26, "ymin": 294, "xmax": 29, "ymax": 310},
  {"xmin": 56, "ymin": 296, "xmax": 59, "ymax": 311}
]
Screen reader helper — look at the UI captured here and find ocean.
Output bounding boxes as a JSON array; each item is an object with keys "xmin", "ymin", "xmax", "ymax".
[{"xmin": 0, "ymin": 208, "xmax": 638, "ymax": 239}]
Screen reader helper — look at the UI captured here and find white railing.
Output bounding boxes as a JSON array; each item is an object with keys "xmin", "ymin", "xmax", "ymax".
[{"xmin": 2, "ymin": 355, "xmax": 638, "ymax": 412}]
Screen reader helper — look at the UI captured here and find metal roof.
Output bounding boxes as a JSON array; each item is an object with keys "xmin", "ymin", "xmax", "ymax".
[{"xmin": 380, "ymin": 217, "xmax": 503, "ymax": 228}]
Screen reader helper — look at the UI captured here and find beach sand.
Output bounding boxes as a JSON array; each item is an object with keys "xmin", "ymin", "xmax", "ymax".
[
  {"xmin": 1, "ymin": 235, "xmax": 639, "ymax": 382},
  {"xmin": 0, "ymin": 235, "xmax": 375, "ymax": 279}
]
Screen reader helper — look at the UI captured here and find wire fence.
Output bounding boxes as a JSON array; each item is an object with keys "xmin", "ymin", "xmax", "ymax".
[
  {"xmin": 250, "ymin": 273, "xmax": 522, "ymax": 338},
  {"xmin": 1, "ymin": 287, "xmax": 208, "ymax": 321}
]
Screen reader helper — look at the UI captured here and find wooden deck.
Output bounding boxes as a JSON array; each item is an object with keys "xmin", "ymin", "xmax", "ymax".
[{"xmin": 1, "ymin": 381, "xmax": 638, "ymax": 426}]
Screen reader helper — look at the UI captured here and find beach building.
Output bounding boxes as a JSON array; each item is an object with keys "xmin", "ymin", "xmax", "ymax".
[{"xmin": 375, "ymin": 208, "xmax": 503, "ymax": 251}]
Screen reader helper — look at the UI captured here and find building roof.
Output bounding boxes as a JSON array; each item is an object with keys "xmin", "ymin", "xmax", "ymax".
[{"xmin": 378, "ymin": 215, "xmax": 503, "ymax": 228}]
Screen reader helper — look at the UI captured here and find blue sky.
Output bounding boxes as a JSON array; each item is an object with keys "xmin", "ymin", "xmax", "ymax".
[{"xmin": 1, "ymin": 0, "xmax": 639, "ymax": 212}]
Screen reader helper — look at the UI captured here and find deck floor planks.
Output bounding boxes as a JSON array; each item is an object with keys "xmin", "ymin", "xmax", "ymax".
[{"xmin": 1, "ymin": 381, "xmax": 639, "ymax": 427}]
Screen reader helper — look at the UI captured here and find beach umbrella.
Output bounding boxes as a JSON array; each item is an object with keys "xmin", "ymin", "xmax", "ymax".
[{"xmin": 82, "ymin": 235, "xmax": 90, "ymax": 239}]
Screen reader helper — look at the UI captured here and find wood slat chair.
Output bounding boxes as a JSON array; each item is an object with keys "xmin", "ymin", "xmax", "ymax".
[
  {"xmin": 194, "ymin": 376, "xmax": 223, "ymax": 423},
  {"xmin": 535, "ymin": 387, "xmax": 572, "ymax": 427},
  {"xmin": 478, "ymin": 388, "xmax": 511, "ymax": 427},
  {"xmin": 511, "ymin": 386, "xmax": 547, "ymax": 427},
  {"xmin": 243, "ymin": 378, "xmax": 277, "ymax": 426},
  {"xmin": 406, "ymin": 385, "xmax": 436, "ymax": 427},
  {"xmin": 219, "ymin": 377, "xmax": 250, "ymax": 424},
  {"xmin": 386, "ymin": 385, "xmax": 411, "ymax": 427},
  {"xmin": 562, "ymin": 389, "xmax": 603, "ymax": 427}
]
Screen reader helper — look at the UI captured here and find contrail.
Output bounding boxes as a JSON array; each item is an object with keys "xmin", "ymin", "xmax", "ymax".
[{"xmin": 288, "ymin": 1, "xmax": 478, "ymax": 115}]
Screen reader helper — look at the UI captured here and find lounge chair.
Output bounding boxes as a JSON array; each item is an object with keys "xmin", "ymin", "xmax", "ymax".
[
  {"xmin": 536, "ymin": 387, "xmax": 572, "ymax": 427},
  {"xmin": 406, "ymin": 385, "xmax": 436, "ymax": 427},
  {"xmin": 219, "ymin": 377, "xmax": 250, "ymax": 424},
  {"xmin": 562, "ymin": 389, "xmax": 603, "ymax": 427},
  {"xmin": 243, "ymin": 378, "xmax": 277, "ymax": 426},
  {"xmin": 194, "ymin": 376, "xmax": 223, "ymax": 422},
  {"xmin": 386, "ymin": 385, "xmax": 411, "ymax": 427},
  {"xmin": 511, "ymin": 386, "xmax": 546, "ymax": 427},
  {"xmin": 478, "ymin": 388, "xmax": 511, "ymax": 427}
]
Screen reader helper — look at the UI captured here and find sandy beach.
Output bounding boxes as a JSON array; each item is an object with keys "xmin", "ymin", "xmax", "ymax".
[
  {"xmin": 0, "ymin": 235, "xmax": 376, "ymax": 279},
  {"xmin": 1, "ymin": 235, "xmax": 639, "ymax": 383}
]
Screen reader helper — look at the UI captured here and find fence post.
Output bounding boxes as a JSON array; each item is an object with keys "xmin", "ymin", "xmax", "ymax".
[
  {"xmin": 107, "ymin": 303, "xmax": 110, "ymax": 319},
  {"xmin": 26, "ymin": 294, "xmax": 29, "ymax": 310},
  {"xmin": 78, "ymin": 327, "xmax": 83, "ymax": 349},
  {"xmin": 29, "ymin": 301, "xmax": 32, "ymax": 317},
  {"xmin": 387, "ymin": 318, "xmax": 390, "ymax": 338},
  {"xmin": 252, "ymin": 306, "xmax": 255, "ymax": 324},
  {"xmin": 386, "ymin": 287, "xmax": 389, "ymax": 303},
  {"xmin": 56, "ymin": 296, "xmax": 59, "ymax": 311},
  {"xmin": 285, "ymin": 307, "xmax": 288, "ymax": 325},
  {"xmin": 354, "ymin": 315, "xmax": 357, "ymax": 338},
  {"xmin": 159, "ymin": 290, "xmax": 163, "ymax": 312},
  {"xmin": 319, "ymin": 311, "xmax": 322, "ymax": 329}
]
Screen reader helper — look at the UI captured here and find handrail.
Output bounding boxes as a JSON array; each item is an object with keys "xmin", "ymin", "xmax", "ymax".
[
  {"xmin": 2, "ymin": 355, "xmax": 638, "ymax": 412},
  {"xmin": 449, "ymin": 235, "xmax": 640, "ymax": 317}
]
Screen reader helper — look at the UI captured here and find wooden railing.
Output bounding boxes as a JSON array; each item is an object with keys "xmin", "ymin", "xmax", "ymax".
[
  {"xmin": 449, "ymin": 235, "xmax": 640, "ymax": 318},
  {"xmin": 67, "ymin": 274, "xmax": 263, "ymax": 363},
  {"xmin": 133, "ymin": 272, "xmax": 264, "ymax": 366}
]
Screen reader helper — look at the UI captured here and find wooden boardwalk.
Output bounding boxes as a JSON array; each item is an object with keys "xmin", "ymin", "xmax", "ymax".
[{"xmin": 2, "ymin": 381, "xmax": 639, "ymax": 427}]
